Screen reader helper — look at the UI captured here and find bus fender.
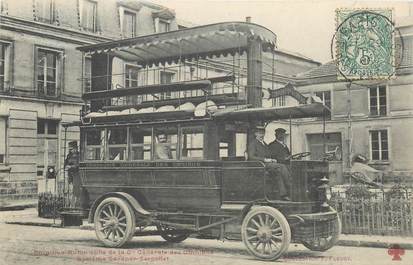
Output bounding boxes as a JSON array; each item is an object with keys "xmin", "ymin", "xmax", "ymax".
[{"xmin": 88, "ymin": 192, "xmax": 150, "ymax": 223}]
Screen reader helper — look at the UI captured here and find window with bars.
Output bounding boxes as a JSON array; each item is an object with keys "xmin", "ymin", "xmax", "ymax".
[
  {"xmin": 35, "ymin": 0, "xmax": 57, "ymax": 24},
  {"xmin": 370, "ymin": 129, "xmax": 389, "ymax": 161},
  {"xmin": 369, "ymin": 85, "xmax": 387, "ymax": 116},
  {"xmin": 36, "ymin": 48, "xmax": 62, "ymax": 97},
  {"xmin": 81, "ymin": 0, "xmax": 97, "ymax": 32},
  {"xmin": 123, "ymin": 11, "xmax": 136, "ymax": 38}
]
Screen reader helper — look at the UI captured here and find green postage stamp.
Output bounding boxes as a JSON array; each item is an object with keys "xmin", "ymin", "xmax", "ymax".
[{"xmin": 336, "ymin": 9, "xmax": 395, "ymax": 80}]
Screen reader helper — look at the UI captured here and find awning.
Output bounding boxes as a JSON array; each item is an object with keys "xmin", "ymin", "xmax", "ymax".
[
  {"xmin": 212, "ymin": 103, "xmax": 330, "ymax": 121},
  {"xmin": 77, "ymin": 22, "xmax": 277, "ymax": 66}
]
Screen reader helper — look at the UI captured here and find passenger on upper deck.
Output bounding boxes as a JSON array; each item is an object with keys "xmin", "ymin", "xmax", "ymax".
[
  {"xmin": 248, "ymin": 126, "xmax": 291, "ymax": 201},
  {"xmin": 155, "ymin": 133, "xmax": 173, "ymax": 160}
]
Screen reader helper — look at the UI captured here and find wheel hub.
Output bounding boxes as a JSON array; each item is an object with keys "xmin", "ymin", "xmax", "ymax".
[
  {"xmin": 257, "ymin": 226, "xmax": 272, "ymax": 243},
  {"xmin": 106, "ymin": 217, "xmax": 119, "ymax": 228}
]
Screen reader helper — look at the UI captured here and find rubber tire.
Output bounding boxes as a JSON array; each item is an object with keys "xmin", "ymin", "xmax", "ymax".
[
  {"xmin": 94, "ymin": 197, "xmax": 136, "ymax": 247},
  {"xmin": 241, "ymin": 206, "xmax": 291, "ymax": 261},
  {"xmin": 302, "ymin": 214, "xmax": 342, "ymax": 252}
]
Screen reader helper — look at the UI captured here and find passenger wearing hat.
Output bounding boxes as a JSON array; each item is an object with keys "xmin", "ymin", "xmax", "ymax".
[
  {"xmin": 248, "ymin": 126, "xmax": 269, "ymax": 162},
  {"xmin": 65, "ymin": 141, "xmax": 81, "ymax": 206},
  {"xmin": 248, "ymin": 126, "xmax": 291, "ymax": 201}
]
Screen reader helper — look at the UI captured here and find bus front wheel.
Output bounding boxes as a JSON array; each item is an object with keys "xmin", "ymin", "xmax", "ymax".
[
  {"xmin": 94, "ymin": 197, "xmax": 136, "ymax": 247},
  {"xmin": 241, "ymin": 206, "xmax": 291, "ymax": 261}
]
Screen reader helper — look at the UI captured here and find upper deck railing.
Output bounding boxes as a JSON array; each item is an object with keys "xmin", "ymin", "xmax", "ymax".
[{"xmin": 77, "ymin": 22, "xmax": 277, "ymax": 114}]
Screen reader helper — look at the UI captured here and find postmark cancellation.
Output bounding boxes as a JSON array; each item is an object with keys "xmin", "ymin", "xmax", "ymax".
[{"xmin": 335, "ymin": 9, "xmax": 395, "ymax": 80}]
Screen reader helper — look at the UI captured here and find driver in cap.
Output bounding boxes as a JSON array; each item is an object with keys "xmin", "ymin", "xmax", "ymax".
[{"xmin": 268, "ymin": 128, "xmax": 291, "ymax": 165}]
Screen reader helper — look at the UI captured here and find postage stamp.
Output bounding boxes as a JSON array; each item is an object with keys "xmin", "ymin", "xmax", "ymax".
[{"xmin": 335, "ymin": 9, "xmax": 395, "ymax": 80}]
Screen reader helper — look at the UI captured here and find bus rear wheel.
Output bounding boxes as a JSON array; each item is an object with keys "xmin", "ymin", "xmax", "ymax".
[
  {"xmin": 241, "ymin": 206, "xmax": 291, "ymax": 261},
  {"xmin": 94, "ymin": 197, "xmax": 136, "ymax": 247}
]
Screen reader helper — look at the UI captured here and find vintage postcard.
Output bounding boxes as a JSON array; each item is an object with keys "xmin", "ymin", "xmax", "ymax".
[{"xmin": 0, "ymin": 0, "xmax": 412, "ymax": 264}]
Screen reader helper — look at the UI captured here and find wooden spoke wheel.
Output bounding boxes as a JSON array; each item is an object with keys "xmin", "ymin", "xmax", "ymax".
[
  {"xmin": 241, "ymin": 206, "xmax": 291, "ymax": 261},
  {"xmin": 94, "ymin": 197, "xmax": 136, "ymax": 247},
  {"xmin": 156, "ymin": 224, "xmax": 189, "ymax": 243},
  {"xmin": 302, "ymin": 215, "xmax": 342, "ymax": 252}
]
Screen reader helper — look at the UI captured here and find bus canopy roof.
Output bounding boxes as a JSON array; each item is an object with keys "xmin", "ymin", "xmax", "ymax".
[{"xmin": 77, "ymin": 22, "xmax": 277, "ymax": 66}]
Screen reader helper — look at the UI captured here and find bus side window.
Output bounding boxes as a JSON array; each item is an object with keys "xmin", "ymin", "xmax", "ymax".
[
  {"xmin": 107, "ymin": 128, "xmax": 127, "ymax": 160},
  {"xmin": 219, "ymin": 131, "xmax": 247, "ymax": 160},
  {"xmin": 154, "ymin": 126, "xmax": 178, "ymax": 160},
  {"xmin": 85, "ymin": 129, "xmax": 105, "ymax": 160},
  {"xmin": 130, "ymin": 127, "xmax": 152, "ymax": 160},
  {"xmin": 181, "ymin": 126, "xmax": 203, "ymax": 160}
]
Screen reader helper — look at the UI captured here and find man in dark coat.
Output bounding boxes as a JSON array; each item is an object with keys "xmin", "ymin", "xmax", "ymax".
[
  {"xmin": 65, "ymin": 141, "xmax": 81, "ymax": 207},
  {"xmin": 268, "ymin": 128, "xmax": 291, "ymax": 165},
  {"xmin": 248, "ymin": 126, "xmax": 291, "ymax": 200}
]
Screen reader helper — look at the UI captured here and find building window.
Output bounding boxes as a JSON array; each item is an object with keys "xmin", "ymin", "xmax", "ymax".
[
  {"xmin": 0, "ymin": 41, "xmax": 11, "ymax": 92},
  {"xmin": 81, "ymin": 0, "xmax": 97, "ymax": 32},
  {"xmin": 125, "ymin": 65, "xmax": 139, "ymax": 88},
  {"xmin": 0, "ymin": 118, "xmax": 6, "ymax": 164},
  {"xmin": 84, "ymin": 56, "xmax": 92, "ymax": 93},
  {"xmin": 158, "ymin": 20, "xmax": 170, "ymax": 33},
  {"xmin": 370, "ymin": 130, "xmax": 389, "ymax": 161},
  {"xmin": 124, "ymin": 64, "xmax": 140, "ymax": 105},
  {"xmin": 34, "ymin": 0, "xmax": 56, "ymax": 24},
  {"xmin": 0, "ymin": 0, "xmax": 7, "ymax": 14},
  {"xmin": 123, "ymin": 10, "xmax": 136, "ymax": 38},
  {"xmin": 369, "ymin": 85, "xmax": 386, "ymax": 116},
  {"xmin": 36, "ymin": 48, "xmax": 62, "ymax": 97},
  {"xmin": 315, "ymin": 91, "xmax": 331, "ymax": 119},
  {"xmin": 37, "ymin": 119, "xmax": 58, "ymax": 177},
  {"xmin": 159, "ymin": 71, "xmax": 174, "ymax": 99},
  {"xmin": 315, "ymin": 91, "xmax": 331, "ymax": 109}
]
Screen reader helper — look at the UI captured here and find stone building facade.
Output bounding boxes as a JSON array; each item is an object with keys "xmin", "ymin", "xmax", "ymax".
[
  {"xmin": 0, "ymin": 0, "xmax": 319, "ymax": 205},
  {"xmin": 276, "ymin": 17, "xmax": 413, "ymax": 183},
  {"xmin": 0, "ymin": 0, "xmax": 181, "ymax": 205}
]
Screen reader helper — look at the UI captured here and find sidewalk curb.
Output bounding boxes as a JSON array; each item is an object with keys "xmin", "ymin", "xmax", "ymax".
[
  {"xmin": 5, "ymin": 221, "xmax": 61, "ymax": 228},
  {"xmin": 0, "ymin": 203, "xmax": 37, "ymax": 211},
  {"xmin": 337, "ymin": 239, "xmax": 413, "ymax": 250}
]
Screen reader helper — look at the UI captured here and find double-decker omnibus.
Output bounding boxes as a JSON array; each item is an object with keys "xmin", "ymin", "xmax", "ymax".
[{"xmin": 61, "ymin": 22, "xmax": 341, "ymax": 261}]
